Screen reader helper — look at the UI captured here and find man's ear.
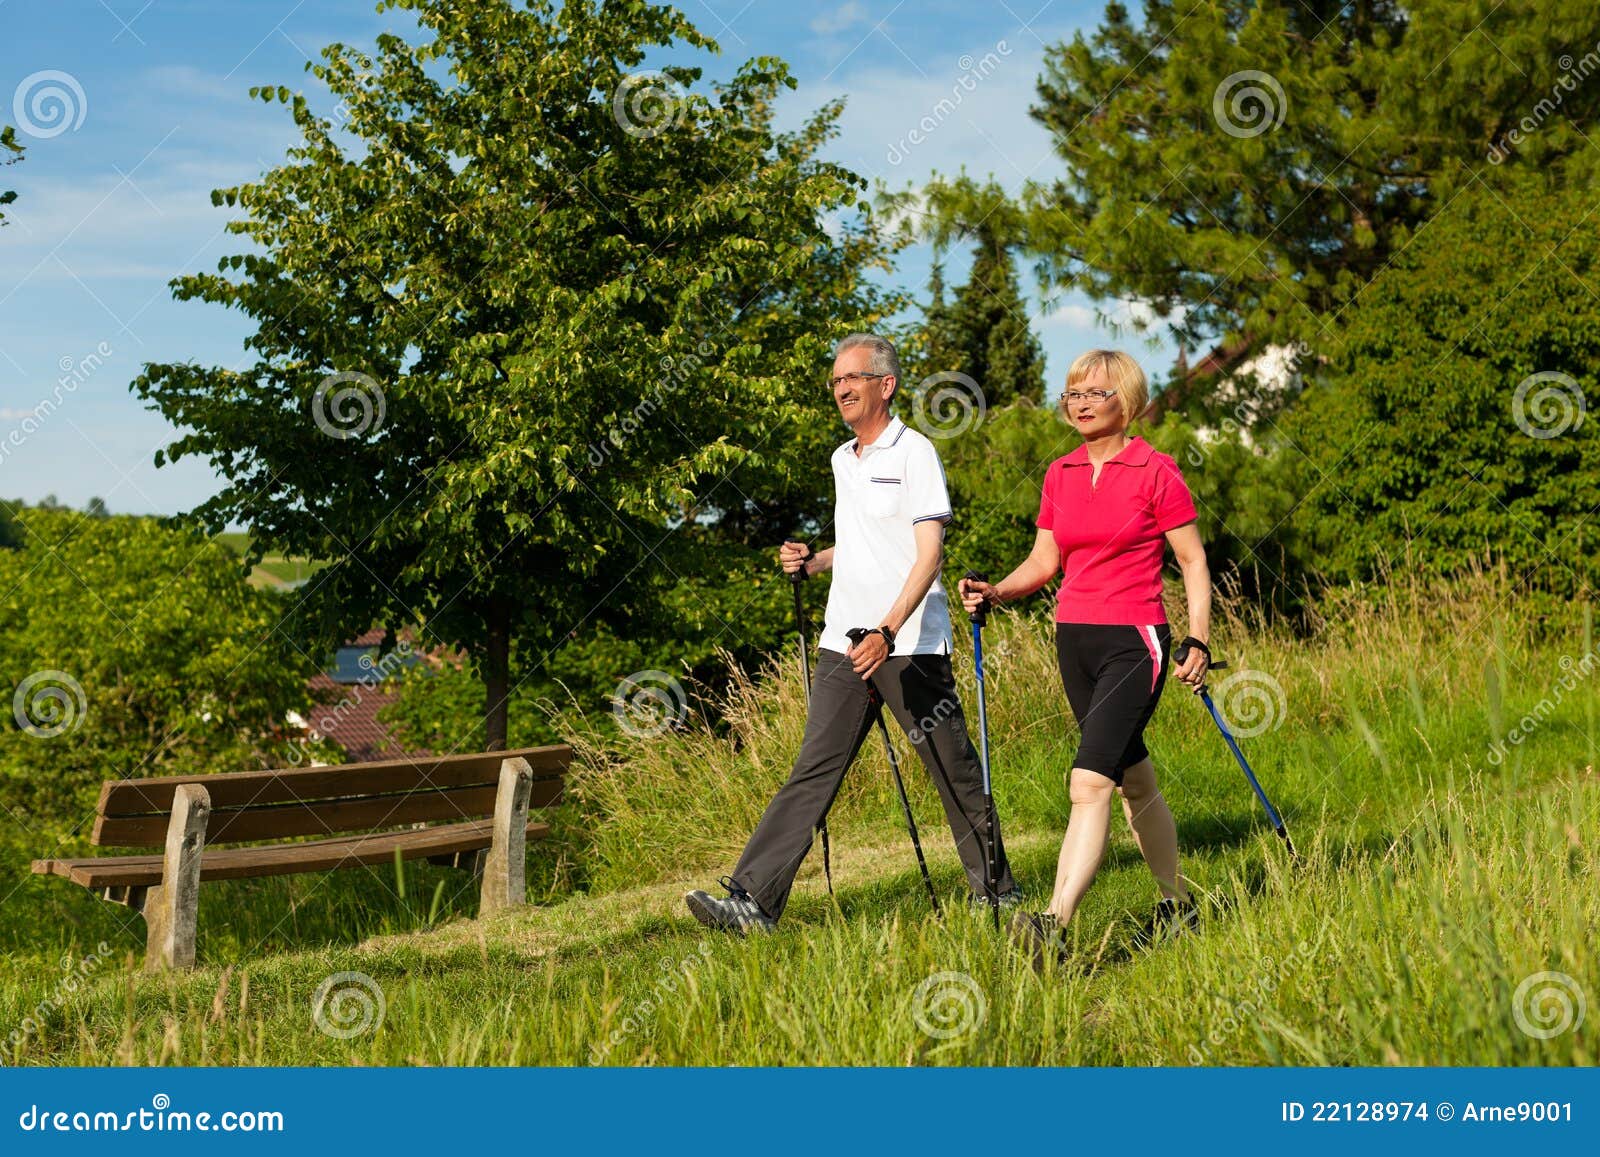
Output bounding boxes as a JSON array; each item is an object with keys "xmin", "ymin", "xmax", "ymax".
[{"xmin": 882, "ymin": 375, "xmax": 898, "ymax": 401}]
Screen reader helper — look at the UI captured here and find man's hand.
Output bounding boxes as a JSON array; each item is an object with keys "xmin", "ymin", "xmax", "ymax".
[
  {"xmin": 846, "ymin": 630, "xmax": 889, "ymax": 680},
  {"xmin": 778, "ymin": 540, "xmax": 810, "ymax": 577}
]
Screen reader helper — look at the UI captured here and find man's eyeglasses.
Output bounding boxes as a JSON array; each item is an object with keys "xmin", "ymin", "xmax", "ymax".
[
  {"xmin": 1065, "ymin": 389, "xmax": 1118, "ymax": 405},
  {"xmin": 829, "ymin": 371, "xmax": 888, "ymax": 389}
]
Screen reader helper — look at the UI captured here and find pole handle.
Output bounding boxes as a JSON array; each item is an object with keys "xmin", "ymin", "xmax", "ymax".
[
  {"xmin": 1173, "ymin": 641, "xmax": 1228, "ymax": 671},
  {"xmin": 784, "ymin": 536, "xmax": 810, "ymax": 585},
  {"xmin": 962, "ymin": 568, "xmax": 990, "ymax": 626}
]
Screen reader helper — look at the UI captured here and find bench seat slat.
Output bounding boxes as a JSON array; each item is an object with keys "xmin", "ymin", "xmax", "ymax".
[
  {"xmin": 32, "ymin": 818, "xmax": 551, "ymax": 890},
  {"xmin": 92, "ymin": 778, "xmax": 564, "ymax": 848},
  {"xmin": 95, "ymin": 744, "xmax": 571, "ymax": 817}
]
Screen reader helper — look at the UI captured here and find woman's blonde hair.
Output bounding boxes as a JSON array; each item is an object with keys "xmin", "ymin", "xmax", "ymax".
[{"xmin": 1060, "ymin": 349, "xmax": 1149, "ymax": 431}]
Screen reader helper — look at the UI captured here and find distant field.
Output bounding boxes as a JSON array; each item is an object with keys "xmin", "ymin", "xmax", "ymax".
[{"xmin": 214, "ymin": 531, "xmax": 324, "ymax": 589}]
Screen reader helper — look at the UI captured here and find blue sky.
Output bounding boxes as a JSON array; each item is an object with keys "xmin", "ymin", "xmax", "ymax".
[{"xmin": 2, "ymin": 0, "xmax": 1179, "ymax": 517}]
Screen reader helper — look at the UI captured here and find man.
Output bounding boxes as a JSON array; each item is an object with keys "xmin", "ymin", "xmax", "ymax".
[{"xmin": 686, "ymin": 332, "xmax": 1017, "ymax": 933}]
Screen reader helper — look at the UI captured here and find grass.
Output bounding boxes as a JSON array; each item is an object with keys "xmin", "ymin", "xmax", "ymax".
[
  {"xmin": 1, "ymin": 569, "xmax": 1595, "ymax": 1066},
  {"xmin": 212, "ymin": 530, "xmax": 324, "ymax": 589}
]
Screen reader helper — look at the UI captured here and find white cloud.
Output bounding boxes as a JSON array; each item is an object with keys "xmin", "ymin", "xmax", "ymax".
[{"xmin": 810, "ymin": 2, "xmax": 869, "ymax": 36}]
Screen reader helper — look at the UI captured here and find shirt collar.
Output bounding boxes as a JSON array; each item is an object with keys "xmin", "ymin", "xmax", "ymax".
[
  {"xmin": 851, "ymin": 414, "xmax": 907, "ymax": 455},
  {"xmin": 1062, "ymin": 436, "xmax": 1153, "ymax": 469}
]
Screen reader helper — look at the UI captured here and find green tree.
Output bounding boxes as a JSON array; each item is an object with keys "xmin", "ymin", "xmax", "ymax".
[
  {"xmin": 1287, "ymin": 169, "xmax": 1600, "ymax": 596},
  {"xmin": 1, "ymin": 125, "xmax": 21, "ymax": 226},
  {"xmin": 888, "ymin": 179, "xmax": 1044, "ymax": 408},
  {"xmin": 937, "ymin": 1, "xmax": 1600, "ymax": 371},
  {"xmin": 0, "ymin": 509, "xmax": 321, "ymax": 826},
  {"xmin": 132, "ymin": 0, "xmax": 897, "ymax": 750}
]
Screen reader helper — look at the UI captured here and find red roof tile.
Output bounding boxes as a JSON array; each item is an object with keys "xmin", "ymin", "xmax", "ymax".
[{"xmin": 305, "ymin": 672, "xmax": 430, "ymax": 762}]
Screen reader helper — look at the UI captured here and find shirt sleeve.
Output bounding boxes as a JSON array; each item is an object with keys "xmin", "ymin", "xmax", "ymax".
[
  {"xmin": 906, "ymin": 437, "xmax": 953, "ymax": 525},
  {"xmin": 1035, "ymin": 464, "xmax": 1056, "ymax": 530},
  {"xmin": 1151, "ymin": 457, "xmax": 1199, "ymax": 532}
]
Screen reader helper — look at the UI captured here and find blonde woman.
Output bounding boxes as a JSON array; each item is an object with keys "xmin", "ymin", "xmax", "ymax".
[{"xmin": 958, "ymin": 350, "xmax": 1212, "ymax": 966}]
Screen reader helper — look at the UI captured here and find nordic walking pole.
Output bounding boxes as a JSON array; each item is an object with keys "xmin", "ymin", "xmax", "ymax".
[
  {"xmin": 846, "ymin": 627, "xmax": 940, "ymax": 915},
  {"xmin": 785, "ymin": 537, "xmax": 833, "ymax": 895},
  {"xmin": 1173, "ymin": 642, "xmax": 1296, "ymax": 859},
  {"xmin": 964, "ymin": 568, "xmax": 1001, "ymax": 930}
]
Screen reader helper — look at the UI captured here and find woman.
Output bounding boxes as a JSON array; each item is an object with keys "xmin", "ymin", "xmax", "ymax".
[{"xmin": 958, "ymin": 349, "xmax": 1212, "ymax": 966}]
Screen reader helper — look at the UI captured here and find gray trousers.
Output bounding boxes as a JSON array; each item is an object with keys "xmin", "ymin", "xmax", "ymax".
[{"xmin": 731, "ymin": 647, "xmax": 1014, "ymax": 919}]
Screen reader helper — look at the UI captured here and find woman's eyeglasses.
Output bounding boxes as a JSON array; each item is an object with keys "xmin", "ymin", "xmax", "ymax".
[{"xmin": 1064, "ymin": 389, "xmax": 1118, "ymax": 405}]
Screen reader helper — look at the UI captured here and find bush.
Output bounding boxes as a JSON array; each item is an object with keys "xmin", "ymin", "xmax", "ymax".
[
  {"xmin": 0, "ymin": 509, "xmax": 320, "ymax": 828},
  {"xmin": 1286, "ymin": 168, "xmax": 1600, "ymax": 597}
]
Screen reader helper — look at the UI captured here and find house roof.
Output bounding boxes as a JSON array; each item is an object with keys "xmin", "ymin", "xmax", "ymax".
[{"xmin": 305, "ymin": 672, "xmax": 430, "ymax": 763}]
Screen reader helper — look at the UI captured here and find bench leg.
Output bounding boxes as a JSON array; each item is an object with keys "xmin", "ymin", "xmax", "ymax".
[
  {"xmin": 144, "ymin": 783, "xmax": 210, "ymax": 972},
  {"xmin": 479, "ymin": 756, "xmax": 533, "ymax": 915}
]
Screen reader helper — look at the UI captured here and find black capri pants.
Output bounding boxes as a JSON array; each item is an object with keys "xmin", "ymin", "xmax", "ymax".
[{"xmin": 1056, "ymin": 622, "xmax": 1171, "ymax": 784}]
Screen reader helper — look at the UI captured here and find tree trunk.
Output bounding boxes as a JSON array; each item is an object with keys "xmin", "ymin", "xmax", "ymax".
[{"xmin": 483, "ymin": 600, "xmax": 510, "ymax": 752}]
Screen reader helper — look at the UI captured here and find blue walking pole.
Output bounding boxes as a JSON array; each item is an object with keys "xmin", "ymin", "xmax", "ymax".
[
  {"xmin": 963, "ymin": 569, "xmax": 1001, "ymax": 929},
  {"xmin": 1173, "ymin": 642, "xmax": 1296, "ymax": 859}
]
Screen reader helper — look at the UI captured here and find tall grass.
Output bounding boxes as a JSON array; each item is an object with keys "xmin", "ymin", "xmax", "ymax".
[{"xmin": 0, "ymin": 569, "xmax": 1595, "ymax": 1065}]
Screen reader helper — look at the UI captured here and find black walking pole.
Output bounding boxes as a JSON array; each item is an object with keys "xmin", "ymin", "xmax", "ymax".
[
  {"xmin": 1173, "ymin": 641, "xmax": 1296, "ymax": 859},
  {"xmin": 785, "ymin": 538, "xmax": 833, "ymax": 895},
  {"xmin": 846, "ymin": 627, "xmax": 940, "ymax": 914},
  {"xmin": 963, "ymin": 569, "xmax": 1002, "ymax": 930}
]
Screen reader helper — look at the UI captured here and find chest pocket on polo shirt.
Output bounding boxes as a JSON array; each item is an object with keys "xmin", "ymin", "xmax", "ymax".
[{"xmin": 863, "ymin": 475, "xmax": 903, "ymax": 518}]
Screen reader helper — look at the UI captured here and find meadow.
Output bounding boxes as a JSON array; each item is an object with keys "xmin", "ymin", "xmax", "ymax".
[{"xmin": 1, "ymin": 568, "xmax": 1594, "ymax": 1066}]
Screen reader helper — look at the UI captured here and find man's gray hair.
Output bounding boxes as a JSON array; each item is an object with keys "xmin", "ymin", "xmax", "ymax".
[{"xmin": 833, "ymin": 332, "xmax": 901, "ymax": 382}]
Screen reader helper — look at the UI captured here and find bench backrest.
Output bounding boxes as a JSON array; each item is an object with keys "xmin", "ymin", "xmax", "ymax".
[{"xmin": 91, "ymin": 745, "xmax": 570, "ymax": 848}]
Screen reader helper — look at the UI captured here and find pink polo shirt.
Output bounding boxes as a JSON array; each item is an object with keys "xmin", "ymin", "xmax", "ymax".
[{"xmin": 1035, "ymin": 436, "xmax": 1198, "ymax": 626}]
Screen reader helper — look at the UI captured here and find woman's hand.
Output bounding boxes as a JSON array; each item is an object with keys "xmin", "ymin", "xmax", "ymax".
[
  {"xmin": 957, "ymin": 576, "xmax": 997, "ymax": 616},
  {"xmin": 1174, "ymin": 644, "xmax": 1210, "ymax": 693}
]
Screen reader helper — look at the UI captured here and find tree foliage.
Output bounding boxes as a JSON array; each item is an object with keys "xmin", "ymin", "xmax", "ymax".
[
  {"xmin": 936, "ymin": 1, "xmax": 1600, "ymax": 361},
  {"xmin": 1287, "ymin": 169, "xmax": 1600, "ymax": 597},
  {"xmin": 0, "ymin": 509, "xmax": 320, "ymax": 826},
  {"xmin": 132, "ymin": 0, "xmax": 900, "ymax": 748},
  {"xmin": 1, "ymin": 125, "xmax": 21, "ymax": 226}
]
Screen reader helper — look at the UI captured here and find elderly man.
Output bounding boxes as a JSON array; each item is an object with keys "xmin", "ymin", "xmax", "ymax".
[{"xmin": 686, "ymin": 332, "xmax": 1016, "ymax": 933}]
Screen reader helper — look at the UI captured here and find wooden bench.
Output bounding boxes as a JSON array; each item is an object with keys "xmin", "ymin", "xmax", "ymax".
[{"xmin": 32, "ymin": 745, "xmax": 568, "ymax": 971}]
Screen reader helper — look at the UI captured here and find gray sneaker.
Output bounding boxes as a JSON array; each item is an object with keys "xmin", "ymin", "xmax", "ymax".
[
  {"xmin": 685, "ymin": 877, "xmax": 777, "ymax": 935},
  {"xmin": 968, "ymin": 887, "xmax": 1023, "ymax": 913}
]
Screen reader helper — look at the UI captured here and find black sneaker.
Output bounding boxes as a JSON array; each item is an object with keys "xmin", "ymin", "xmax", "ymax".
[
  {"xmin": 685, "ymin": 877, "xmax": 777, "ymax": 936},
  {"xmin": 1009, "ymin": 909, "xmax": 1069, "ymax": 970},
  {"xmin": 1132, "ymin": 896, "xmax": 1199, "ymax": 948},
  {"xmin": 968, "ymin": 887, "xmax": 1023, "ymax": 913}
]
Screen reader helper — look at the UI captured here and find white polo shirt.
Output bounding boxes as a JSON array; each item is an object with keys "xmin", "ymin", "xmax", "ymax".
[{"xmin": 820, "ymin": 414, "xmax": 955, "ymax": 656}]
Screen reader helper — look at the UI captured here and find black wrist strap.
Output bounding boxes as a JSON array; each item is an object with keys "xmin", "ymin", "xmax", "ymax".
[{"xmin": 1179, "ymin": 635, "xmax": 1210, "ymax": 658}]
